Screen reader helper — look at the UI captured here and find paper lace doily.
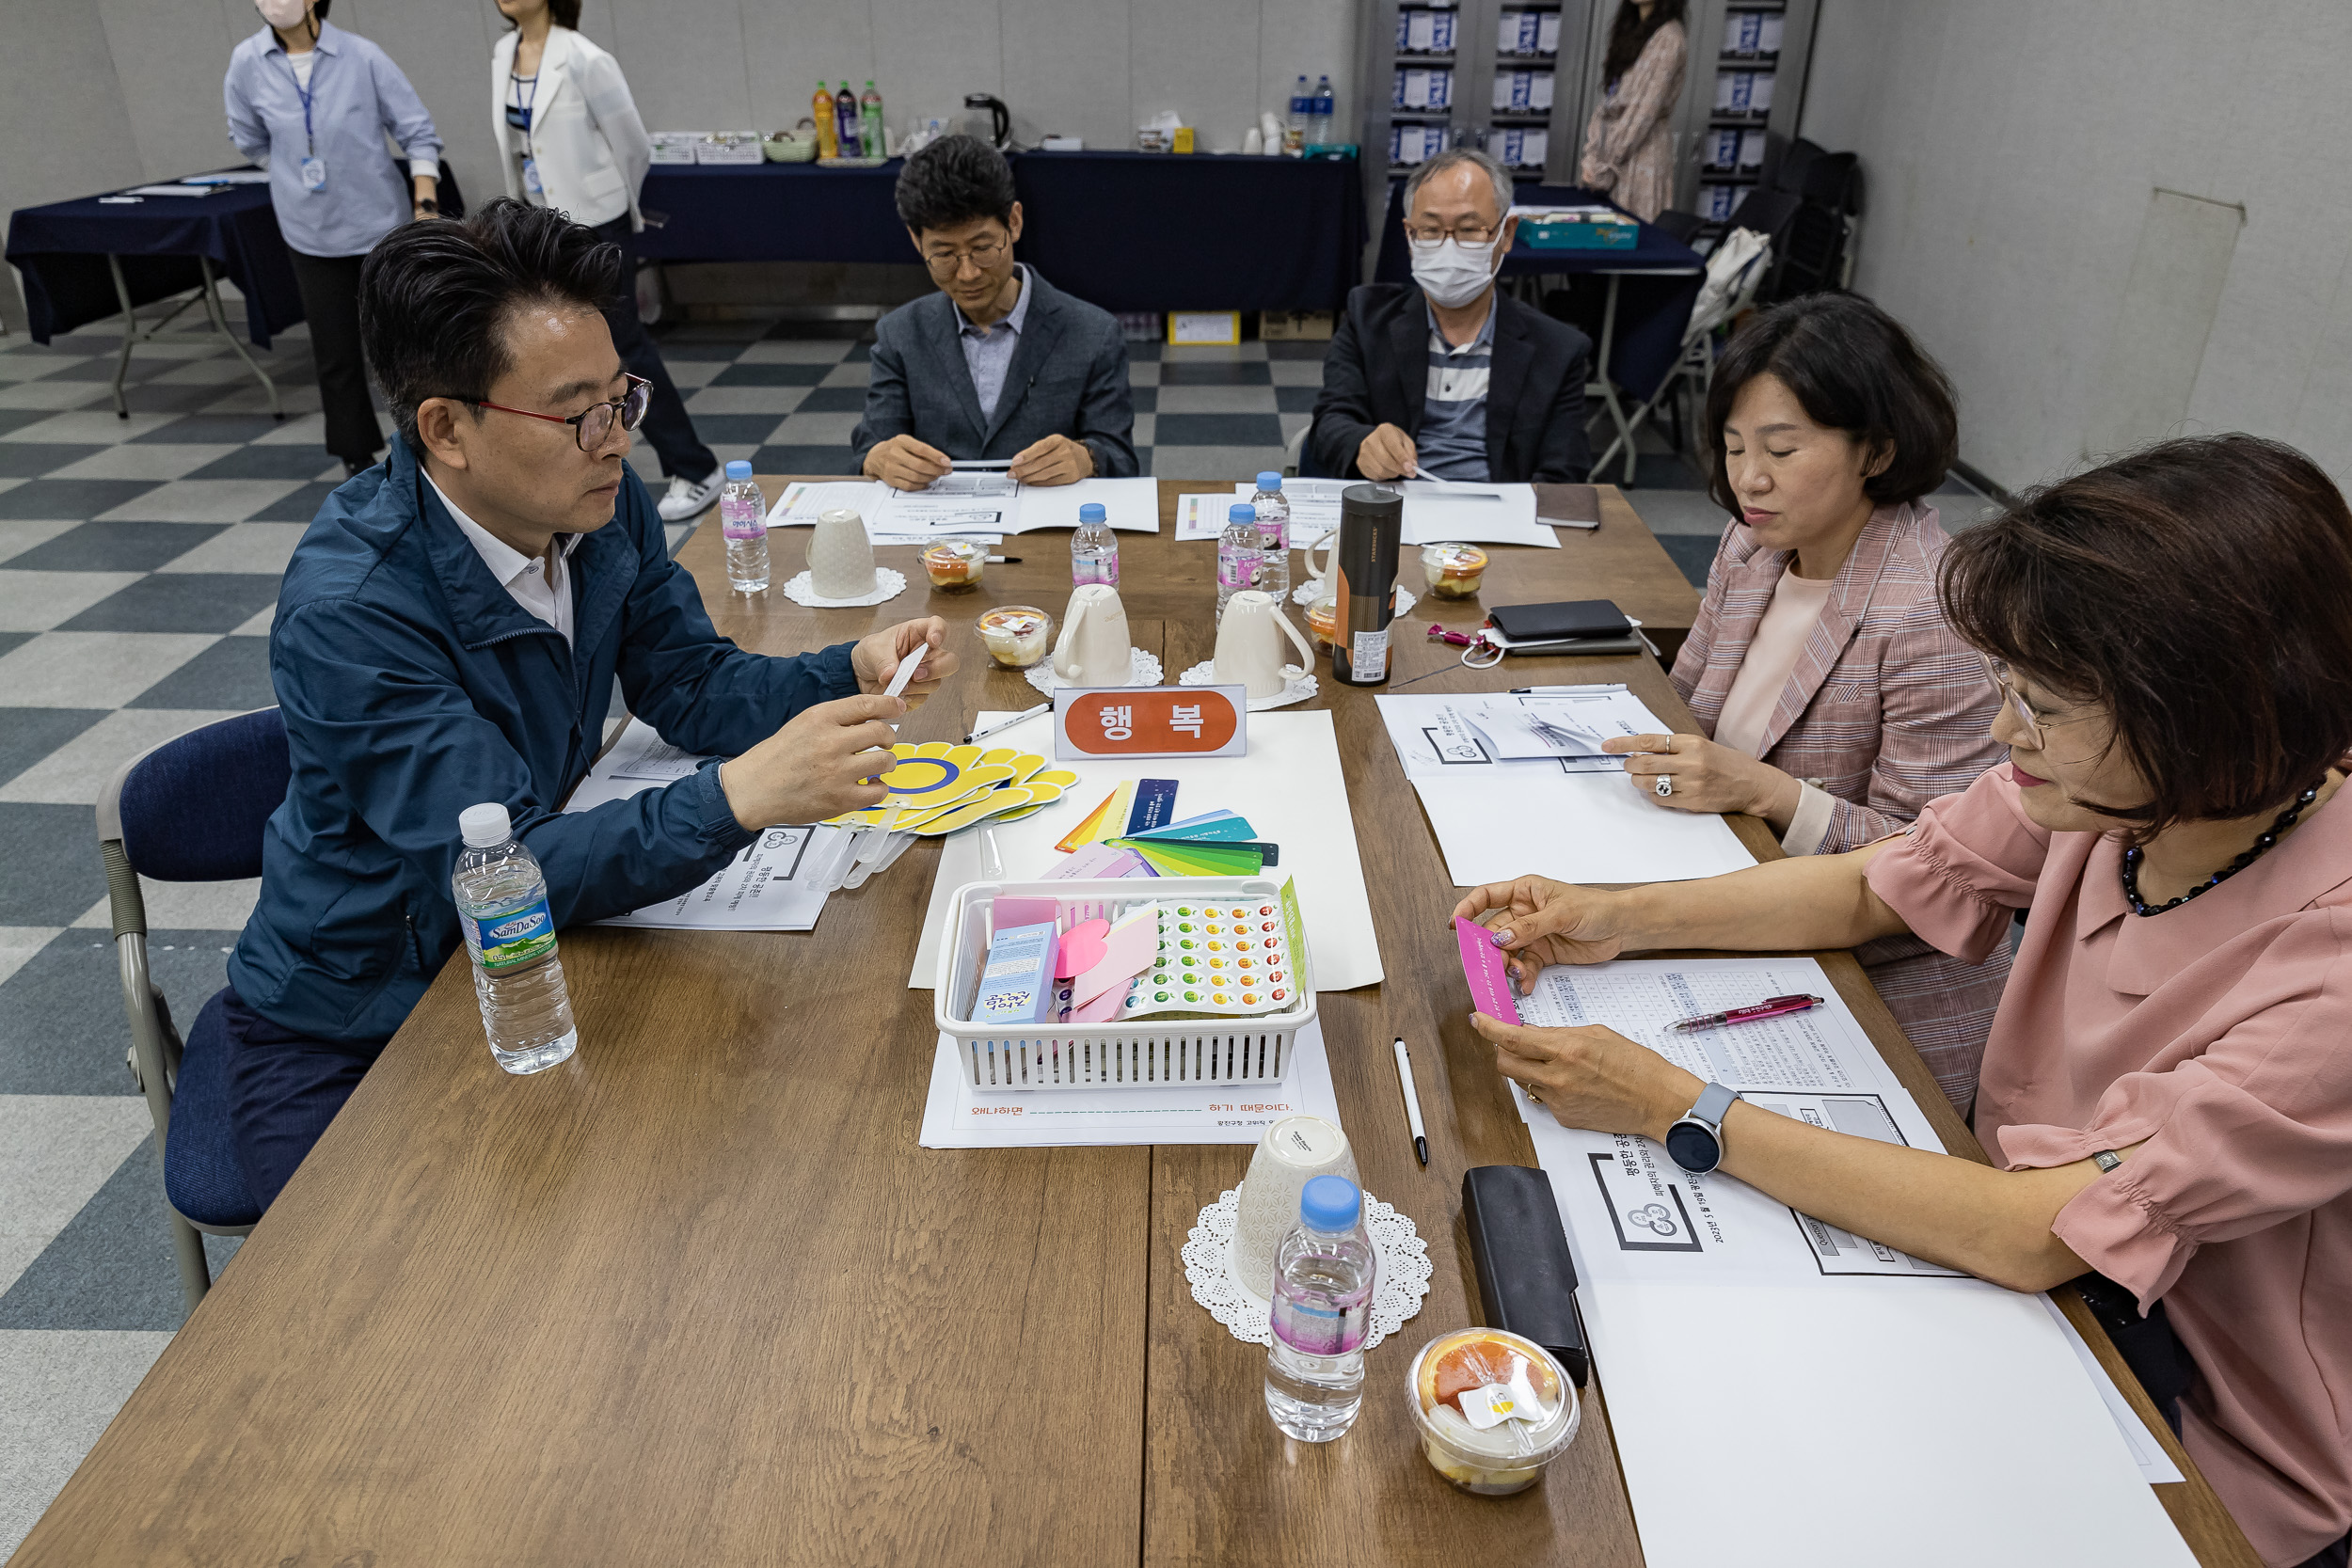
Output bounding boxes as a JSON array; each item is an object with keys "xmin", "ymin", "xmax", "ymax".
[
  {"xmin": 1175, "ymin": 659, "xmax": 1319, "ymax": 711},
  {"xmin": 1182, "ymin": 1185, "xmax": 1432, "ymax": 1350},
  {"xmin": 1292, "ymin": 580, "xmax": 1418, "ymax": 618},
  {"xmin": 781, "ymin": 566, "xmax": 906, "ymax": 608},
  {"xmin": 1023, "ymin": 646, "xmax": 1164, "ymax": 693}
]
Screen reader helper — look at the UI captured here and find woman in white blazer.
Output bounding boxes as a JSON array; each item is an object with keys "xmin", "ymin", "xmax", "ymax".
[{"xmin": 493, "ymin": 0, "xmax": 719, "ymax": 522}]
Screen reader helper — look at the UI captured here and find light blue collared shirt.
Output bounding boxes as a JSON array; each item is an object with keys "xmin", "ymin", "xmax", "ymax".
[
  {"xmin": 223, "ymin": 22, "xmax": 442, "ymax": 259},
  {"xmin": 957, "ymin": 264, "xmax": 1034, "ymax": 423}
]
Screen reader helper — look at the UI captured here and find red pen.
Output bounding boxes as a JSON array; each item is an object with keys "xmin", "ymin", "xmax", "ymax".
[{"xmin": 1667, "ymin": 993, "xmax": 1824, "ymax": 1032}]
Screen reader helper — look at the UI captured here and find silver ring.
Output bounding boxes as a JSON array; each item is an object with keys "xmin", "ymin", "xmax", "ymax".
[{"xmin": 1655, "ymin": 775, "xmax": 1674, "ymax": 799}]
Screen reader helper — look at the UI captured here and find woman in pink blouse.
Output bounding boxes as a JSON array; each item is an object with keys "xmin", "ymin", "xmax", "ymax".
[
  {"xmin": 1456, "ymin": 436, "xmax": 2352, "ymax": 1567},
  {"xmin": 1577, "ymin": 0, "xmax": 1686, "ymax": 222},
  {"xmin": 1611, "ymin": 293, "xmax": 2009, "ymax": 1106}
]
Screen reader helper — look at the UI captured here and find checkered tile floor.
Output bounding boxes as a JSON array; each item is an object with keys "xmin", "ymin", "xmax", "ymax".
[
  {"xmin": 0, "ymin": 305, "xmax": 1338, "ymax": 1554},
  {"xmin": 4, "ymin": 298, "xmax": 1975, "ymax": 1555}
]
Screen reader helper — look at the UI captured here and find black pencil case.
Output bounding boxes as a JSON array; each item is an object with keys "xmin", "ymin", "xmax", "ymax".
[{"xmin": 1461, "ymin": 1164, "xmax": 1590, "ymax": 1386}]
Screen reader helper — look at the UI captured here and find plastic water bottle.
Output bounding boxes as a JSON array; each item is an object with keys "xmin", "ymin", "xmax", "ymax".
[
  {"xmin": 453, "ymin": 802, "xmax": 578, "ymax": 1075},
  {"xmin": 1072, "ymin": 501, "xmax": 1120, "ymax": 586},
  {"xmin": 1285, "ymin": 76, "xmax": 1311, "ymax": 155},
  {"xmin": 860, "ymin": 80, "xmax": 885, "ymax": 157},
  {"xmin": 1265, "ymin": 1175, "xmax": 1377, "ymax": 1442},
  {"xmin": 1216, "ymin": 502, "xmax": 1263, "ymax": 620},
  {"xmin": 720, "ymin": 459, "xmax": 769, "ymax": 592},
  {"xmin": 1311, "ymin": 74, "xmax": 1335, "ymax": 147},
  {"xmin": 834, "ymin": 82, "xmax": 860, "ymax": 155},
  {"xmin": 1249, "ymin": 470, "xmax": 1291, "ymax": 600}
]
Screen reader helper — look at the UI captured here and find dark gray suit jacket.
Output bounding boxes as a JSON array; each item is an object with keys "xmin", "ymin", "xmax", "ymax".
[
  {"xmin": 1310, "ymin": 283, "xmax": 1592, "ymax": 483},
  {"xmin": 851, "ymin": 268, "xmax": 1139, "ymax": 476}
]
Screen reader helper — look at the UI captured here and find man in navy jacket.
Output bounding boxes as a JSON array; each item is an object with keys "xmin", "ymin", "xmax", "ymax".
[{"xmin": 217, "ymin": 199, "xmax": 957, "ymax": 1207}]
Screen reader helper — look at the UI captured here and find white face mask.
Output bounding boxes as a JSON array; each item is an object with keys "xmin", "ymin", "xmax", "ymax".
[
  {"xmin": 1409, "ymin": 235, "xmax": 1502, "ymax": 309},
  {"xmin": 256, "ymin": 0, "xmax": 310, "ymax": 31}
]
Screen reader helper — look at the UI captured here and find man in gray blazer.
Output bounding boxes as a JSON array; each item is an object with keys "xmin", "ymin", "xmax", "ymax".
[{"xmin": 853, "ymin": 136, "xmax": 1137, "ymax": 488}]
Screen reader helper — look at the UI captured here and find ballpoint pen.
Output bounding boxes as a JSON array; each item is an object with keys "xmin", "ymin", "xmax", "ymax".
[
  {"xmin": 984, "ymin": 555, "xmax": 1022, "ymax": 563},
  {"xmin": 1667, "ymin": 994, "xmax": 1824, "ymax": 1032},
  {"xmin": 1392, "ymin": 1037, "xmax": 1429, "ymax": 1166},
  {"xmin": 964, "ymin": 702, "xmax": 1050, "ymax": 744}
]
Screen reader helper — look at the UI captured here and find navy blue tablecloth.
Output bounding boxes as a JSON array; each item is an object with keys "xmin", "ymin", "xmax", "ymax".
[
  {"xmin": 639, "ymin": 150, "xmax": 1368, "ymax": 313},
  {"xmin": 4, "ymin": 180, "xmax": 303, "ymax": 350},
  {"xmin": 1373, "ymin": 181, "xmax": 1702, "ymax": 402}
]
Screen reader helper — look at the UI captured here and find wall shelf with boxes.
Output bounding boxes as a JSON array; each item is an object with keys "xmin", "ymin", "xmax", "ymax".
[{"xmin": 1358, "ymin": 0, "xmax": 1600, "ymax": 237}]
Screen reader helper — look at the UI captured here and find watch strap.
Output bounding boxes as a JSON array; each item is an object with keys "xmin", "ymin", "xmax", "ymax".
[{"xmin": 1689, "ymin": 1080, "xmax": 1738, "ymax": 1130}]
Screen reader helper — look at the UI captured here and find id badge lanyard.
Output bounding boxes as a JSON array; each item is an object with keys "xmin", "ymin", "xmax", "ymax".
[
  {"xmin": 509, "ymin": 71, "xmax": 542, "ymax": 198},
  {"xmin": 282, "ymin": 51, "xmax": 326, "ymax": 192}
]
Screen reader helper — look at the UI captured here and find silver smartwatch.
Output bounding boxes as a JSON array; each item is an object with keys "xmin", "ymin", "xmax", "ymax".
[{"xmin": 1664, "ymin": 1082, "xmax": 1740, "ymax": 1174}]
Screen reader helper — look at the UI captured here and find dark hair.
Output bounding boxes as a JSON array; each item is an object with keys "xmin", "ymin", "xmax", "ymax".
[
  {"xmin": 1704, "ymin": 293, "xmax": 1958, "ymax": 514},
  {"xmin": 499, "ymin": 0, "xmax": 580, "ymax": 30},
  {"xmin": 1602, "ymin": 0, "xmax": 1684, "ymax": 87},
  {"xmin": 1941, "ymin": 435, "xmax": 2352, "ymax": 836},
  {"xmin": 894, "ymin": 135, "xmax": 1018, "ymax": 234},
  {"xmin": 358, "ymin": 198, "xmax": 621, "ymax": 446}
]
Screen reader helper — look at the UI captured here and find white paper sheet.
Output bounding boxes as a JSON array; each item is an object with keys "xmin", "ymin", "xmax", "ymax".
[
  {"xmin": 1583, "ymin": 1282, "xmax": 2197, "ymax": 1568},
  {"xmin": 909, "ymin": 708, "xmax": 1385, "ymax": 990},
  {"xmin": 917, "ymin": 1019, "xmax": 1343, "ymax": 1147},
  {"xmin": 1398, "ymin": 482, "xmax": 1559, "ymax": 547},
  {"xmin": 2041, "ymin": 1293, "xmax": 2187, "ymax": 1484},
  {"xmin": 1505, "ymin": 956, "xmax": 2195, "ymax": 1562},
  {"xmin": 764, "ymin": 479, "xmax": 888, "ymax": 527},
  {"xmin": 1177, "ymin": 492, "xmax": 1239, "ymax": 542},
  {"xmin": 1377, "ymin": 689, "xmax": 1756, "ymax": 885},
  {"xmin": 562, "ymin": 718, "xmax": 836, "ymax": 930}
]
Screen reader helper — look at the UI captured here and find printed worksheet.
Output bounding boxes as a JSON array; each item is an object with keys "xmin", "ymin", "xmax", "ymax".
[
  {"xmin": 562, "ymin": 719, "xmax": 836, "ymax": 931},
  {"xmin": 1509, "ymin": 957, "xmax": 1963, "ymax": 1285}
]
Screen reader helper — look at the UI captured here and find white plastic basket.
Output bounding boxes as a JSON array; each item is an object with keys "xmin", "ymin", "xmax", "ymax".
[{"xmin": 933, "ymin": 878, "xmax": 1318, "ymax": 1090}]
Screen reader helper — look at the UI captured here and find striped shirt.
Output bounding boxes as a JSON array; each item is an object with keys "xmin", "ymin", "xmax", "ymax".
[
  {"xmin": 957, "ymin": 264, "xmax": 1034, "ymax": 422},
  {"xmin": 1416, "ymin": 298, "xmax": 1495, "ymax": 481}
]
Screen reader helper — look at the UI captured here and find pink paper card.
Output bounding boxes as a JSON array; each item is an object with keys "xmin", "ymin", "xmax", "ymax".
[
  {"xmin": 1454, "ymin": 917, "xmax": 1524, "ymax": 1025},
  {"xmin": 992, "ymin": 895, "xmax": 1059, "ymax": 934}
]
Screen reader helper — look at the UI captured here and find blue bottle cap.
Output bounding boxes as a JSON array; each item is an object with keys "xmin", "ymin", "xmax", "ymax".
[
  {"xmin": 1256, "ymin": 471, "xmax": 1283, "ymax": 490},
  {"xmin": 1079, "ymin": 503, "xmax": 1106, "ymax": 522},
  {"xmin": 723, "ymin": 459, "xmax": 753, "ymax": 480},
  {"xmin": 1299, "ymin": 1174, "xmax": 1361, "ymax": 1232},
  {"xmin": 1229, "ymin": 503, "xmax": 1257, "ymax": 523}
]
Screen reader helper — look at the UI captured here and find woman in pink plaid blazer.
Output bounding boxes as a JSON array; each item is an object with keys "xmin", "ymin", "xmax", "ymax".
[{"xmin": 1611, "ymin": 295, "xmax": 2009, "ymax": 1104}]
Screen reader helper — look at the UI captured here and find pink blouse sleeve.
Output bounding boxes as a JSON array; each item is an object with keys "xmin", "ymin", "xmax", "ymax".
[
  {"xmin": 2000, "ymin": 912, "xmax": 2352, "ymax": 1307},
  {"xmin": 1861, "ymin": 766, "xmax": 2047, "ymax": 964}
]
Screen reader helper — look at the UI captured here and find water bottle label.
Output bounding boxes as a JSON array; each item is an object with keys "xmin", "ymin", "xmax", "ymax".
[
  {"xmin": 1074, "ymin": 557, "xmax": 1120, "ymax": 586},
  {"xmin": 470, "ymin": 896, "xmax": 556, "ymax": 973},
  {"xmin": 1272, "ymin": 1289, "xmax": 1367, "ymax": 1354},
  {"xmin": 721, "ymin": 505, "xmax": 765, "ymax": 542},
  {"xmin": 1217, "ymin": 549, "xmax": 1260, "ymax": 591}
]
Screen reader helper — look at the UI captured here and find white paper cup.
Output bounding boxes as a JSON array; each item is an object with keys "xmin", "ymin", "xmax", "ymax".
[{"xmin": 1231, "ymin": 1115, "xmax": 1359, "ymax": 1300}]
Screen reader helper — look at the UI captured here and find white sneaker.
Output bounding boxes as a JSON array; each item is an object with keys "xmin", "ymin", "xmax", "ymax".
[{"xmin": 658, "ymin": 470, "xmax": 723, "ymax": 522}]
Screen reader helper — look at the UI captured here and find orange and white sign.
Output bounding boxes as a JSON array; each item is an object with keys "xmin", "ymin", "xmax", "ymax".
[{"xmin": 1052, "ymin": 686, "xmax": 1248, "ymax": 759}]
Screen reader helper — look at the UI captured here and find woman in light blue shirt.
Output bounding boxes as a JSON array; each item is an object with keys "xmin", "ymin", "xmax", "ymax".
[{"xmin": 225, "ymin": 0, "xmax": 442, "ymax": 473}]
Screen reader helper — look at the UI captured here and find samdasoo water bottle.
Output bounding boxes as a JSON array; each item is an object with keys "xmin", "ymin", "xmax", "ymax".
[
  {"xmin": 1248, "ymin": 470, "xmax": 1292, "ymax": 600},
  {"xmin": 719, "ymin": 459, "xmax": 770, "ymax": 592},
  {"xmin": 453, "ymin": 802, "xmax": 578, "ymax": 1075},
  {"xmin": 1265, "ymin": 1174, "xmax": 1377, "ymax": 1441}
]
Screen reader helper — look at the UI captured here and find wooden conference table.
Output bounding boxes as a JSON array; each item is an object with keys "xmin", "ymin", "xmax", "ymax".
[{"xmin": 16, "ymin": 483, "xmax": 2256, "ymax": 1566}]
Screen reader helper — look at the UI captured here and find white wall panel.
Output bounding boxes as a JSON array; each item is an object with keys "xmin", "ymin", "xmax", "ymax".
[
  {"xmin": 736, "ymin": 3, "xmax": 872, "ymax": 135},
  {"xmin": 92, "ymin": 0, "xmax": 244, "ymax": 182},
  {"xmin": 608, "ymin": 0, "xmax": 751, "ymax": 131},
  {"xmin": 1801, "ymin": 0, "xmax": 2352, "ymax": 494},
  {"xmin": 1131, "ymin": 0, "xmax": 1262, "ymax": 154},
  {"xmin": 1001, "ymin": 0, "xmax": 1129, "ymax": 151}
]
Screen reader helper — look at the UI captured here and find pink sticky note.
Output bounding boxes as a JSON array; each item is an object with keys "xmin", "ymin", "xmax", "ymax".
[
  {"xmin": 1455, "ymin": 917, "xmax": 1525, "ymax": 1026},
  {"xmin": 1072, "ymin": 911, "xmax": 1159, "ymax": 1007},
  {"xmin": 1057, "ymin": 918, "xmax": 1110, "ymax": 978}
]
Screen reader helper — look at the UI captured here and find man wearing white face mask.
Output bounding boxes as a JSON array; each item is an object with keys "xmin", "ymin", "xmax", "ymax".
[{"xmin": 1310, "ymin": 148, "xmax": 1591, "ymax": 484}]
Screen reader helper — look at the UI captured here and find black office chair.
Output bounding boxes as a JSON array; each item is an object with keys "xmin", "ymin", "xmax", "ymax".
[{"xmin": 96, "ymin": 707, "xmax": 289, "ymax": 1312}]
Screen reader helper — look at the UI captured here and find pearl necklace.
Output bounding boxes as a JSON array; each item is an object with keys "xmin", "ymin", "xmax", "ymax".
[{"xmin": 2120, "ymin": 782, "xmax": 2323, "ymax": 917}]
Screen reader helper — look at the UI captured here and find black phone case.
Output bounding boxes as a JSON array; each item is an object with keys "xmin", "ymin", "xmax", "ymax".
[
  {"xmin": 1461, "ymin": 1164, "xmax": 1590, "ymax": 1386},
  {"xmin": 1486, "ymin": 598, "xmax": 1633, "ymax": 643}
]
